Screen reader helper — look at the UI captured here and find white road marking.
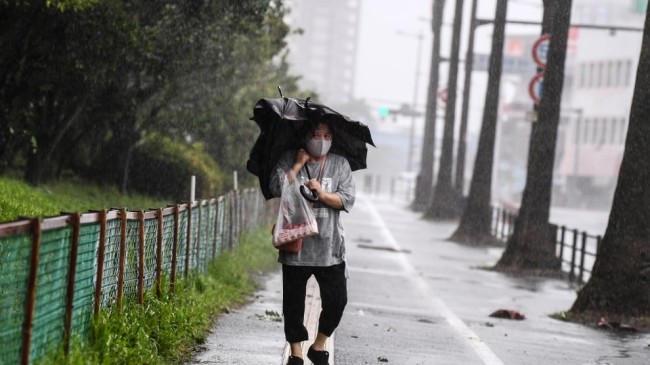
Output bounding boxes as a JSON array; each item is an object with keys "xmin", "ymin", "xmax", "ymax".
[{"xmin": 361, "ymin": 196, "xmax": 505, "ymax": 365}]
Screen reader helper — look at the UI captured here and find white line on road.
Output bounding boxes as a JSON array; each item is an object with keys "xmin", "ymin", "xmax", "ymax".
[{"xmin": 361, "ymin": 197, "xmax": 505, "ymax": 365}]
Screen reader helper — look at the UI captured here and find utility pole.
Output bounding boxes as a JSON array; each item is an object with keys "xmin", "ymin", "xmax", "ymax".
[
  {"xmin": 397, "ymin": 31, "xmax": 424, "ymax": 172},
  {"xmin": 425, "ymin": 0, "xmax": 464, "ymax": 219}
]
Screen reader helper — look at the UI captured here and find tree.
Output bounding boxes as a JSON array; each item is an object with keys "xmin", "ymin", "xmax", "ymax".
[
  {"xmin": 449, "ymin": 0, "xmax": 508, "ymax": 245},
  {"xmin": 0, "ymin": 0, "xmax": 301, "ymax": 196},
  {"xmin": 424, "ymin": 0, "xmax": 464, "ymax": 220},
  {"xmin": 495, "ymin": 0, "xmax": 570, "ymax": 271},
  {"xmin": 571, "ymin": 4, "xmax": 650, "ymax": 317},
  {"xmin": 411, "ymin": 0, "xmax": 446, "ymax": 212},
  {"xmin": 454, "ymin": 0, "xmax": 479, "ymax": 199}
]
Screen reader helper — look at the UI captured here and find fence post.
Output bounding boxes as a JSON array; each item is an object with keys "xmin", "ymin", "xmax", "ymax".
[
  {"xmin": 64, "ymin": 212, "xmax": 81, "ymax": 355},
  {"xmin": 94, "ymin": 209, "xmax": 107, "ymax": 316},
  {"xmin": 491, "ymin": 207, "xmax": 498, "ymax": 236},
  {"xmin": 156, "ymin": 208, "xmax": 163, "ymax": 298},
  {"xmin": 138, "ymin": 211, "xmax": 145, "ymax": 305},
  {"xmin": 500, "ymin": 209, "xmax": 507, "ymax": 239},
  {"xmin": 569, "ymin": 228, "xmax": 578, "ymax": 282},
  {"xmin": 558, "ymin": 226, "xmax": 566, "ymax": 268},
  {"xmin": 596, "ymin": 235, "xmax": 602, "ymax": 255},
  {"xmin": 171, "ymin": 205, "xmax": 179, "ymax": 294},
  {"xmin": 197, "ymin": 200, "xmax": 203, "ymax": 272},
  {"xmin": 117, "ymin": 208, "xmax": 127, "ymax": 314},
  {"xmin": 579, "ymin": 232, "xmax": 588, "ymax": 283},
  {"xmin": 185, "ymin": 202, "xmax": 192, "ymax": 280},
  {"xmin": 21, "ymin": 218, "xmax": 42, "ymax": 365},
  {"xmin": 213, "ymin": 198, "xmax": 220, "ymax": 259}
]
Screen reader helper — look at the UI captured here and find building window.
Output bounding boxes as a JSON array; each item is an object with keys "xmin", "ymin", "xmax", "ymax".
[
  {"xmin": 616, "ymin": 60, "xmax": 624, "ymax": 87},
  {"xmin": 620, "ymin": 118, "xmax": 628, "ymax": 144},
  {"xmin": 583, "ymin": 118, "xmax": 591, "ymax": 144},
  {"xmin": 607, "ymin": 61, "xmax": 614, "ymax": 87},
  {"xmin": 625, "ymin": 60, "xmax": 633, "ymax": 86}
]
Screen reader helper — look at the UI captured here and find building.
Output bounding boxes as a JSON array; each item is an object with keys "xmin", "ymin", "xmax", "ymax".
[
  {"xmin": 485, "ymin": 1, "xmax": 646, "ymax": 210},
  {"xmin": 285, "ymin": 0, "xmax": 361, "ymax": 105},
  {"xmin": 555, "ymin": 0, "xmax": 645, "ymax": 209}
]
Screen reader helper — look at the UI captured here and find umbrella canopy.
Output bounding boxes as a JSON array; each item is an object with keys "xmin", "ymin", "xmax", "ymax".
[{"xmin": 247, "ymin": 96, "xmax": 375, "ymax": 200}]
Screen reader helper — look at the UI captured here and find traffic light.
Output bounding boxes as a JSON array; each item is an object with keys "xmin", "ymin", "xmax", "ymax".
[{"xmin": 379, "ymin": 106, "xmax": 390, "ymax": 118}]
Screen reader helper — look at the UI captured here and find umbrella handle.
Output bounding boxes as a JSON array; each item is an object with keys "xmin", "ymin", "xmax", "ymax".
[{"xmin": 300, "ymin": 185, "xmax": 319, "ymax": 202}]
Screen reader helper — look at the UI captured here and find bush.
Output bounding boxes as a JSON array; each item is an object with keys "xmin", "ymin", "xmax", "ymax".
[{"xmin": 129, "ymin": 134, "xmax": 225, "ymax": 201}]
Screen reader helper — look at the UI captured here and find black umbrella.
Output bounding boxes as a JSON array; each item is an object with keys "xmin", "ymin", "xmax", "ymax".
[{"xmin": 246, "ymin": 92, "xmax": 375, "ymax": 200}]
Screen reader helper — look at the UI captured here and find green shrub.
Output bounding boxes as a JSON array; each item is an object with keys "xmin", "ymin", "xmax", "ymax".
[{"xmin": 129, "ymin": 134, "xmax": 225, "ymax": 201}]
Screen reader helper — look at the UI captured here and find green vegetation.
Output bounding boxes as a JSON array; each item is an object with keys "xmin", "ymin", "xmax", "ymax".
[
  {"xmin": 0, "ymin": 176, "xmax": 170, "ymax": 223},
  {"xmin": 130, "ymin": 133, "xmax": 224, "ymax": 199},
  {"xmin": 1, "ymin": 0, "xmax": 305, "ymax": 195},
  {"xmin": 36, "ymin": 228, "xmax": 279, "ymax": 365}
]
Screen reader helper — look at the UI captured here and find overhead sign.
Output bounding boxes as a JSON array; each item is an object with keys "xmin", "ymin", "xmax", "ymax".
[
  {"xmin": 528, "ymin": 73, "xmax": 544, "ymax": 105},
  {"xmin": 532, "ymin": 34, "xmax": 551, "ymax": 68}
]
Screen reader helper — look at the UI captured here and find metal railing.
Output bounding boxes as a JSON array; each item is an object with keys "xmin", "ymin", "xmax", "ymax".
[
  {"xmin": 0, "ymin": 188, "xmax": 276, "ymax": 365},
  {"xmin": 491, "ymin": 206, "xmax": 600, "ymax": 284}
]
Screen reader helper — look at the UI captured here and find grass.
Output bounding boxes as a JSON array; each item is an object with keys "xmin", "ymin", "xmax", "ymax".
[
  {"xmin": 35, "ymin": 228, "xmax": 279, "ymax": 365},
  {"xmin": 551, "ymin": 310, "xmax": 650, "ymax": 334},
  {"xmin": 0, "ymin": 176, "xmax": 171, "ymax": 223}
]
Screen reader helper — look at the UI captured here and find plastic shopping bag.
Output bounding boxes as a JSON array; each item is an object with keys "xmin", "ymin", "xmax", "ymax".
[{"xmin": 272, "ymin": 174, "xmax": 318, "ymax": 251}]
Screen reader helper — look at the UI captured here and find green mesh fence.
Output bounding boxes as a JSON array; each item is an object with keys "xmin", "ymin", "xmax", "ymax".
[
  {"xmin": 30, "ymin": 226, "xmax": 72, "ymax": 361},
  {"xmin": 161, "ymin": 214, "xmax": 175, "ymax": 277},
  {"xmin": 71, "ymin": 223, "xmax": 100, "ymax": 337},
  {"xmin": 143, "ymin": 219, "xmax": 158, "ymax": 291},
  {"xmin": 176, "ymin": 210, "xmax": 188, "ymax": 278},
  {"xmin": 0, "ymin": 190, "xmax": 275, "ymax": 365},
  {"xmin": 0, "ymin": 232, "xmax": 32, "ymax": 365},
  {"xmin": 100, "ymin": 219, "xmax": 121, "ymax": 309}
]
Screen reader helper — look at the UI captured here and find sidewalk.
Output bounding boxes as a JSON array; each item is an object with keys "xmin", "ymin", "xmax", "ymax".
[{"xmin": 189, "ymin": 193, "xmax": 650, "ymax": 365}]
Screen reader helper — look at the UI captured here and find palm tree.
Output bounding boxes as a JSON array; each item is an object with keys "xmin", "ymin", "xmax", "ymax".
[
  {"xmin": 424, "ymin": 0, "xmax": 464, "ymax": 220},
  {"xmin": 412, "ymin": 0, "xmax": 446, "ymax": 212},
  {"xmin": 571, "ymin": 3, "xmax": 650, "ymax": 317},
  {"xmin": 495, "ymin": 0, "xmax": 570, "ymax": 271},
  {"xmin": 449, "ymin": 0, "xmax": 507, "ymax": 244}
]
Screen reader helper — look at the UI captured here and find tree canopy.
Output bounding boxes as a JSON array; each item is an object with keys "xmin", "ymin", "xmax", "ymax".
[{"xmin": 0, "ymin": 0, "xmax": 303, "ymax": 198}]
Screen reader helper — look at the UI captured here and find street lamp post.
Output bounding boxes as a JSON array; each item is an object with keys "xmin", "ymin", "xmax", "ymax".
[{"xmin": 397, "ymin": 30, "xmax": 424, "ymax": 172}]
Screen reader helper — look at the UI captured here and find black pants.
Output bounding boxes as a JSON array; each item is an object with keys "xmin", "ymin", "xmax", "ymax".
[{"xmin": 282, "ymin": 262, "xmax": 348, "ymax": 343}]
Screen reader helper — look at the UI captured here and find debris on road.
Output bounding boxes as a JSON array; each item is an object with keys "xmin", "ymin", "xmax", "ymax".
[{"xmin": 489, "ymin": 309, "xmax": 526, "ymax": 320}]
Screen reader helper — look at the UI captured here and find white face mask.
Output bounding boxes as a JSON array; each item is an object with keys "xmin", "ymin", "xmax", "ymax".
[{"xmin": 306, "ymin": 138, "xmax": 332, "ymax": 157}]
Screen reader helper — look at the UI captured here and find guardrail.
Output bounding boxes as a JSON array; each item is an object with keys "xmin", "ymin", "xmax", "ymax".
[
  {"xmin": 0, "ymin": 188, "xmax": 276, "ymax": 365},
  {"xmin": 491, "ymin": 206, "xmax": 600, "ymax": 284}
]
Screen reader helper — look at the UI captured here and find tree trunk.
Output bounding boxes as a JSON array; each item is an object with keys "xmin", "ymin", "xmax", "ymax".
[
  {"xmin": 454, "ymin": 0, "xmax": 479, "ymax": 199},
  {"xmin": 424, "ymin": 0, "xmax": 464, "ymax": 220},
  {"xmin": 496, "ymin": 0, "xmax": 570, "ymax": 271},
  {"xmin": 412, "ymin": 0, "xmax": 446, "ymax": 212},
  {"xmin": 449, "ymin": 0, "xmax": 507, "ymax": 245},
  {"xmin": 571, "ymin": 4, "xmax": 650, "ymax": 316}
]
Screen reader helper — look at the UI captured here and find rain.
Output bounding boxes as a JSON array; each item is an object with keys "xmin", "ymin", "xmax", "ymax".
[{"xmin": 1, "ymin": 0, "xmax": 650, "ymax": 364}]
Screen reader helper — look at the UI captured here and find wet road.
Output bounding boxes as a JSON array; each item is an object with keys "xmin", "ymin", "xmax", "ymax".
[{"xmin": 190, "ymin": 194, "xmax": 650, "ymax": 365}]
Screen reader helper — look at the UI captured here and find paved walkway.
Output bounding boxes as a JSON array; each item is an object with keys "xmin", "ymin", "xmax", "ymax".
[{"xmin": 190, "ymin": 193, "xmax": 650, "ymax": 365}]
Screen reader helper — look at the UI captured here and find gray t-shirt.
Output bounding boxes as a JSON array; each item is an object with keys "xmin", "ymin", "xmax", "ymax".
[{"xmin": 270, "ymin": 151, "xmax": 355, "ymax": 267}]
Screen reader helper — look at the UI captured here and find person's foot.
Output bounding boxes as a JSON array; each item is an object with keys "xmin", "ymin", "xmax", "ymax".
[
  {"xmin": 307, "ymin": 345, "xmax": 329, "ymax": 365},
  {"xmin": 287, "ymin": 355, "xmax": 304, "ymax": 365}
]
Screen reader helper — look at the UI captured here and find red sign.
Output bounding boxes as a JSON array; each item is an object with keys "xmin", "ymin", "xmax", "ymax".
[
  {"xmin": 437, "ymin": 87, "xmax": 448, "ymax": 105},
  {"xmin": 532, "ymin": 34, "xmax": 551, "ymax": 68},
  {"xmin": 528, "ymin": 73, "xmax": 544, "ymax": 105}
]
